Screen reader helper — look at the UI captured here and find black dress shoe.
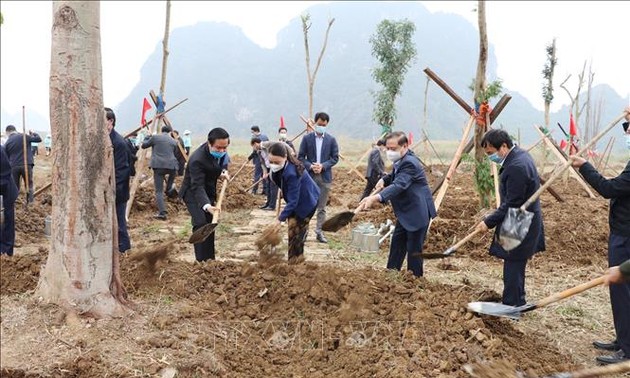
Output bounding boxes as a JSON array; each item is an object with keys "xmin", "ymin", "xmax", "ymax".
[
  {"xmin": 596, "ymin": 350, "xmax": 627, "ymax": 365},
  {"xmin": 259, "ymin": 204, "xmax": 270, "ymax": 209},
  {"xmin": 154, "ymin": 213, "xmax": 167, "ymax": 220},
  {"xmin": 593, "ymin": 340, "xmax": 620, "ymax": 351},
  {"xmin": 316, "ymin": 232, "xmax": 328, "ymax": 243},
  {"xmin": 262, "ymin": 206, "xmax": 275, "ymax": 211}
]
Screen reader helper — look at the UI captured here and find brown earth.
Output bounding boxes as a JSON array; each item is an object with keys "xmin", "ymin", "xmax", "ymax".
[{"xmin": 1, "ymin": 154, "xmax": 619, "ymax": 377}]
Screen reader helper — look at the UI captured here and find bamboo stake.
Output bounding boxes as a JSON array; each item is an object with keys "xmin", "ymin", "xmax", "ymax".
[
  {"xmin": 533, "ymin": 125, "xmax": 596, "ymax": 198},
  {"xmin": 595, "ymin": 136, "xmax": 613, "ymax": 172},
  {"xmin": 492, "ymin": 163, "xmax": 500, "ymax": 208}
]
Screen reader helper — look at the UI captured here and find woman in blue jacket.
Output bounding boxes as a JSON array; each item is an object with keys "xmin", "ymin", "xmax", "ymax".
[{"xmin": 268, "ymin": 142, "xmax": 320, "ymax": 262}]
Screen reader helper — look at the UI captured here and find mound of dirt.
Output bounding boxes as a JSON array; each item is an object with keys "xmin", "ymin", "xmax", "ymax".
[{"xmin": 0, "ymin": 251, "xmax": 45, "ymax": 295}]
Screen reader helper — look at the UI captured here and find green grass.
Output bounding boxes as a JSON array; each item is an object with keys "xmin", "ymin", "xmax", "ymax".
[
  {"xmin": 142, "ymin": 224, "xmax": 162, "ymax": 233},
  {"xmin": 556, "ymin": 305, "xmax": 585, "ymax": 318}
]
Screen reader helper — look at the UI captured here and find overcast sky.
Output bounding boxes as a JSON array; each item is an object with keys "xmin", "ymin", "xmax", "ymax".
[{"xmin": 1, "ymin": 1, "xmax": 628, "ymax": 126}]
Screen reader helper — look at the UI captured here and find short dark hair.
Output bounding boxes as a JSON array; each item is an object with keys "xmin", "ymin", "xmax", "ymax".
[
  {"xmin": 172, "ymin": 129, "xmax": 179, "ymax": 136},
  {"xmin": 623, "ymin": 122, "xmax": 629, "ymax": 133},
  {"xmin": 481, "ymin": 129, "xmax": 513, "ymax": 149},
  {"xmin": 208, "ymin": 127, "xmax": 230, "ymax": 145},
  {"xmin": 104, "ymin": 107, "xmax": 116, "ymax": 127},
  {"xmin": 385, "ymin": 131, "xmax": 408, "ymax": 146},
  {"xmin": 5, "ymin": 125, "xmax": 16, "ymax": 133},
  {"xmin": 278, "ymin": 127, "xmax": 287, "ymax": 133},
  {"xmin": 251, "ymin": 125, "xmax": 260, "ymax": 133},
  {"xmin": 250, "ymin": 137, "xmax": 261, "ymax": 145},
  {"xmin": 314, "ymin": 112, "xmax": 329, "ymax": 123},
  {"xmin": 376, "ymin": 139, "xmax": 385, "ymax": 147},
  {"xmin": 161, "ymin": 125, "xmax": 172, "ymax": 133}
]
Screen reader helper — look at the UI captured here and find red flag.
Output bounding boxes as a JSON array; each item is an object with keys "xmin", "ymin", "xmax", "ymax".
[
  {"xmin": 141, "ymin": 98, "xmax": 152, "ymax": 125},
  {"xmin": 408, "ymin": 132, "xmax": 414, "ymax": 145},
  {"xmin": 569, "ymin": 113, "xmax": 577, "ymax": 136},
  {"xmin": 559, "ymin": 139, "xmax": 568, "ymax": 150},
  {"xmin": 280, "ymin": 116, "xmax": 285, "ymax": 129}
]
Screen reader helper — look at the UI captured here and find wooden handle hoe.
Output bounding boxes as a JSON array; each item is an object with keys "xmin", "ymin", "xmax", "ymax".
[{"xmin": 188, "ymin": 178, "xmax": 229, "ymax": 244}]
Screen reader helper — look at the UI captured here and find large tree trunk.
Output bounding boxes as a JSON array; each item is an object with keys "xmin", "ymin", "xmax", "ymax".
[{"xmin": 38, "ymin": 1, "xmax": 127, "ymax": 318}]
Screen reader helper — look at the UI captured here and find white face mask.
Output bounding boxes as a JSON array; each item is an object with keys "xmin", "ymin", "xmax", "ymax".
[
  {"xmin": 386, "ymin": 150, "xmax": 402, "ymax": 162},
  {"xmin": 279, "ymin": 133, "xmax": 287, "ymax": 141},
  {"xmin": 626, "ymin": 134, "xmax": 630, "ymax": 150},
  {"xmin": 269, "ymin": 161, "xmax": 285, "ymax": 172}
]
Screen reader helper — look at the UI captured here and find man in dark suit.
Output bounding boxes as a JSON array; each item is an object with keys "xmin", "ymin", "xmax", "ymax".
[
  {"xmin": 4, "ymin": 125, "xmax": 42, "ymax": 203},
  {"xmin": 1, "ymin": 144, "xmax": 19, "ymax": 256},
  {"xmin": 180, "ymin": 127, "xmax": 230, "ymax": 262},
  {"xmin": 105, "ymin": 107, "xmax": 134, "ymax": 253},
  {"xmin": 141, "ymin": 125, "xmax": 179, "ymax": 220},
  {"xmin": 250, "ymin": 125, "xmax": 268, "ymax": 195},
  {"xmin": 360, "ymin": 131, "xmax": 436, "ymax": 277},
  {"xmin": 569, "ymin": 107, "xmax": 630, "ymax": 365},
  {"xmin": 361, "ymin": 139, "xmax": 386, "ymax": 200},
  {"xmin": 298, "ymin": 112, "xmax": 339, "ymax": 243},
  {"xmin": 475, "ymin": 129, "xmax": 546, "ymax": 307}
]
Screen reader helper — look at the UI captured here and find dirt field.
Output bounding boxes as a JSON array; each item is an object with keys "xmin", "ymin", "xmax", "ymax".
[{"xmin": 1, "ymin": 149, "xmax": 626, "ymax": 377}]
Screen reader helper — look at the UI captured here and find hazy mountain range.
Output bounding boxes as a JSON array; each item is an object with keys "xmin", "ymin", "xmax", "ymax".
[{"xmin": 3, "ymin": 2, "xmax": 628, "ymax": 152}]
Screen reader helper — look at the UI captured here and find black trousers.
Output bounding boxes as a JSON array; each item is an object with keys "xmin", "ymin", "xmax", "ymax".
[
  {"xmin": 360, "ymin": 174, "xmax": 380, "ymax": 200},
  {"xmin": 0, "ymin": 198, "xmax": 15, "ymax": 256},
  {"xmin": 609, "ymin": 233, "xmax": 630, "ymax": 356},
  {"xmin": 116, "ymin": 201, "xmax": 131, "ymax": 253},
  {"xmin": 264, "ymin": 179, "xmax": 278, "ymax": 208},
  {"xmin": 387, "ymin": 222, "xmax": 427, "ymax": 277},
  {"xmin": 12, "ymin": 165, "xmax": 34, "ymax": 203},
  {"xmin": 502, "ymin": 259, "xmax": 528, "ymax": 307},
  {"xmin": 184, "ymin": 191, "xmax": 215, "ymax": 262}
]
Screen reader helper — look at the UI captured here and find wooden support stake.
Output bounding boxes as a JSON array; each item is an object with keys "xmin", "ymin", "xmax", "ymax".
[
  {"xmin": 533, "ymin": 125, "xmax": 596, "ymax": 198},
  {"xmin": 595, "ymin": 136, "xmax": 614, "ymax": 171},
  {"xmin": 123, "ymin": 97, "xmax": 188, "ymax": 138},
  {"xmin": 423, "ymin": 68, "xmax": 472, "ymax": 114},
  {"xmin": 492, "ymin": 163, "xmax": 500, "ymax": 208}
]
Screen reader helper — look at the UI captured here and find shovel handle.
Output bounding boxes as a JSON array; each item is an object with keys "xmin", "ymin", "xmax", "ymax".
[
  {"xmin": 548, "ymin": 360, "xmax": 630, "ymax": 378},
  {"xmin": 355, "ymin": 187, "xmax": 383, "ymax": 214},
  {"xmin": 229, "ymin": 159, "xmax": 249, "ymax": 183},
  {"xmin": 535, "ymin": 275, "xmax": 605, "ymax": 309},
  {"xmin": 212, "ymin": 178, "xmax": 229, "ymax": 224},
  {"xmin": 520, "ymin": 111, "xmax": 628, "ymax": 211},
  {"xmin": 445, "ymin": 229, "xmax": 481, "ymax": 253}
]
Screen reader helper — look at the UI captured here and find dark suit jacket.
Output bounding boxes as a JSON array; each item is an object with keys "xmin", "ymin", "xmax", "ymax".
[
  {"xmin": 109, "ymin": 129, "xmax": 132, "ymax": 204},
  {"xmin": 0, "ymin": 145, "xmax": 19, "ymax": 206},
  {"xmin": 271, "ymin": 162, "xmax": 320, "ymax": 221},
  {"xmin": 366, "ymin": 147, "xmax": 385, "ymax": 178},
  {"xmin": 180, "ymin": 143, "xmax": 229, "ymax": 208},
  {"xmin": 579, "ymin": 160, "xmax": 630, "ymax": 237},
  {"xmin": 4, "ymin": 132, "xmax": 42, "ymax": 167},
  {"xmin": 379, "ymin": 150, "xmax": 436, "ymax": 232},
  {"xmin": 484, "ymin": 146, "xmax": 545, "ymax": 260},
  {"xmin": 298, "ymin": 132, "xmax": 339, "ymax": 183},
  {"xmin": 141, "ymin": 132, "xmax": 178, "ymax": 170}
]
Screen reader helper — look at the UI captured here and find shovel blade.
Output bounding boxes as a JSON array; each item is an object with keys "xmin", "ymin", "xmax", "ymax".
[
  {"xmin": 466, "ymin": 301, "xmax": 522, "ymax": 320},
  {"xmin": 321, "ymin": 212, "xmax": 356, "ymax": 232},
  {"xmin": 188, "ymin": 222, "xmax": 218, "ymax": 244}
]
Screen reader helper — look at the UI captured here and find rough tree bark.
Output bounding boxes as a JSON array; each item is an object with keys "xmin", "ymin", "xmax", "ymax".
[
  {"xmin": 301, "ymin": 14, "xmax": 335, "ymax": 119},
  {"xmin": 38, "ymin": 1, "xmax": 128, "ymax": 318}
]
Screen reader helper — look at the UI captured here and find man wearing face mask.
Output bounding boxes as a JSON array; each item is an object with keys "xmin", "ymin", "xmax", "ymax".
[
  {"xmin": 568, "ymin": 107, "xmax": 630, "ymax": 365},
  {"xmin": 475, "ymin": 129, "xmax": 545, "ymax": 307},
  {"xmin": 179, "ymin": 127, "xmax": 230, "ymax": 262},
  {"xmin": 278, "ymin": 127, "xmax": 296, "ymax": 155},
  {"xmin": 250, "ymin": 125, "xmax": 269, "ymax": 196},
  {"xmin": 298, "ymin": 112, "xmax": 339, "ymax": 243},
  {"xmin": 359, "ymin": 131, "xmax": 436, "ymax": 277}
]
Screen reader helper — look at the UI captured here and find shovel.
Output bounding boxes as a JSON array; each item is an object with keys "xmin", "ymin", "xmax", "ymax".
[
  {"xmin": 421, "ymin": 229, "xmax": 481, "ymax": 259},
  {"xmin": 188, "ymin": 178, "xmax": 229, "ymax": 244},
  {"xmin": 498, "ymin": 111, "xmax": 628, "ymax": 252},
  {"xmin": 321, "ymin": 188, "xmax": 382, "ymax": 232},
  {"xmin": 543, "ymin": 361, "xmax": 630, "ymax": 378},
  {"xmin": 467, "ymin": 275, "xmax": 605, "ymax": 319}
]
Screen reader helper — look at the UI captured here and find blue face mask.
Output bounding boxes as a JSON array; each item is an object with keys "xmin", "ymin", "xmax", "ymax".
[
  {"xmin": 315, "ymin": 125, "xmax": 326, "ymax": 135},
  {"xmin": 210, "ymin": 151, "xmax": 226, "ymax": 159},
  {"xmin": 488, "ymin": 152, "xmax": 503, "ymax": 164}
]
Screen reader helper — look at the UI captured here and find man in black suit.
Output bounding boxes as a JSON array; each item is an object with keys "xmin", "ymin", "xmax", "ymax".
[
  {"xmin": 475, "ymin": 129, "xmax": 545, "ymax": 307},
  {"xmin": 569, "ymin": 107, "xmax": 630, "ymax": 365},
  {"xmin": 105, "ymin": 107, "xmax": 134, "ymax": 253},
  {"xmin": 180, "ymin": 127, "xmax": 230, "ymax": 262},
  {"xmin": 4, "ymin": 125, "xmax": 42, "ymax": 203},
  {"xmin": 1, "ymin": 144, "xmax": 19, "ymax": 256}
]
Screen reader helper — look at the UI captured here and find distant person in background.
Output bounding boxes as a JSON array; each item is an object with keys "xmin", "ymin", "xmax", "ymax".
[
  {"xmin": 171, "ymin": 129, "xmax": 187, "ymax": 177},
  {"xmin": 1, "ymin": 144, "xmax": 19, "ymax": 256},
  {"xmin": 31, "ymin": 140, "xmax": 39, "ymax": 156},
  {"xmin": 105, "ymin": 107, "xmax": 134, "ymax": 253},
  {"xmin": 298, "ymin": 112, "xmax": 339, "ymax": 243},
  {"xmin": 361, "ymin": 139, "xmax": 386, "ymax": 200},
  {"xmin": 182, "ymin": 130, "xmax": 192, "ymax": 155},
  {"xmin": 141, "ymin": 125, "xmax": 179, "ymax": 220},
  {"xmin": 180, "ymin": 127, "xmax": 231, "ymax": 262},
  {"xmin": 259, "ymin": 141, "xmax": 278, "ymax": 211},
  {"xmin": 44, "ymin": 134, "xmax": 52, "ymax": 156},
  {"xmin": 569, "ymin": 107, "xmax": 630, "ymax": 365},
  {"xmin": 250, "ymin": 125, "xmax": 269, "ymax": 196},
  {"xmin": 278, "ymin": 126, "xmax": 295, "ymax": 154},
  {"xmin": 4, "ymin": 125, "xmax": 42, "ymax": 203}
]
